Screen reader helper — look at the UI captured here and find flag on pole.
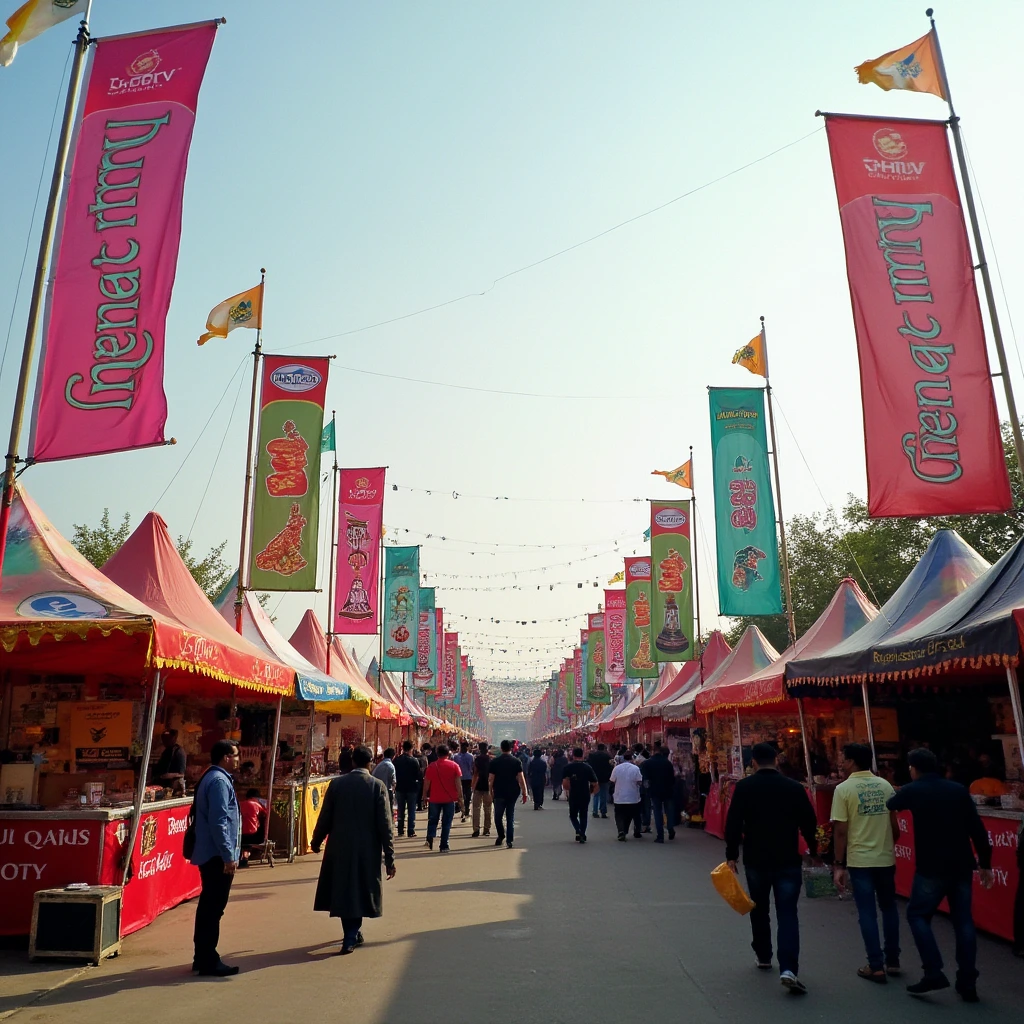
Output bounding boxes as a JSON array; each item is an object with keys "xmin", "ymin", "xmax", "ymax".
[
  {"xmin": 607, "ymin": 570, "xmax": 624, "ymax": 585},
  {"xmin": 855, "ymin": 31, "xmax": 946, "ymax": 99},
  {"xmin": 732, "ymin": 335, "xmax": 767, "ymax": 378},
  {"xmin": 197, "ymin": 283, "xmax": 263, "ymax": 345},
  {"xmin": 1, "ymin": 0, "xmax": 86, "ymax": 66},
  {"xmin": 651, "ymin": 459, "xmax": 692, "ymax": 490},
  {"xmin": 320, "ymin": 419, "xmax": 335, "ymax": 453}
]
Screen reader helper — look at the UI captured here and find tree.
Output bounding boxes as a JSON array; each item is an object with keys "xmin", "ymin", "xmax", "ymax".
[{"xmin": 725, "ymin": 425, "xmax": 1024, "ymax": 651}]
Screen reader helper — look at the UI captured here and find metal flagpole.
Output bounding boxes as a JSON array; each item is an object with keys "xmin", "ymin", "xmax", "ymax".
[
  {"xmin": 325, "ymin": 414, "xmax": 338, "ymax": 676},
  {"xmin": 1004, "ymin": 666, "xmax": 1024, "ymax": 783},
  {"xmin": 122, "ymin": 668, "xmax": 161, "ymax": 886},
  {"xmin": 0, "ymin": 5, "xmax": 94, "ymax": 586},
  {"xmin": 690, "ymin": 445, "xmax": 706, "ymax": 682},
  {"xmin": 861, "ymin": 680, "xmax": 879, "ymax": 774},
  {"xmin": 235, "ymin": 269, "xmax": 266, "ymax": 633},
  {"xmin": 262, "ymin": 696, "xmax": 283, "ymax": 848},
  {"xmin": 928, "ymin": 9, "xmax": 1024, "ymax": 484},
  {"xmin": 376, "ymin": 533, "xmax": 386, "ymax": 693}
]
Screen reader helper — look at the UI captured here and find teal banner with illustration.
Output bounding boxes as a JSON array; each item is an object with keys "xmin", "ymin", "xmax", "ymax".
[
  {"xmin": 708, "ymin": 387, "xmax": 782, "ymax": 616},
  {"xmin": 585, "ymin": 612, "xmax": 611, "ymax": 704},
  {"xmin": 382, "ymin": 546, "xmax": 420, "ymax": 671}
]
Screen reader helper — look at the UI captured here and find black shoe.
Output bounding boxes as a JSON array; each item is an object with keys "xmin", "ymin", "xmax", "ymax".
[
  {"xmin": 634, "ymin": 832, "xmax": 643, "ymax": 839},
  {"xmin": 955, "ymin": 981, "xmax": 979, "ymax": 1003},
  {"xmin": 196, "ymin": 962, "xmax": 239, "ymax": 977},
  {"xmin": 580, "ymin": 834, "xmax": 587, "ymax": 843},
  {"xmin": 618, "ymin": 833, "xmax": 627, "ymax": 841},
  {"xmin": 425, "ymin": 838, "xmax": 433, "ymax": 850},
  {"xmin": 483, "ymin": 830, "xmax": 491, "ymax": 836},
  {"xmin": 471, "ymin": 830, "xmax": 480, "ymax": 838},
  {"xmin": 907, "ymin": 975, "xmax": 950, "ymax": 997},
  {"xmin": 574, "ymin": 833, "xmax": 581, "ymax": 842},
  {"xmin": 643, "ymin": 826, "xmax": 652, "ymax": 833},
  {"xmin": 397, "ymin": 831, "xmax": 404, "ymax": 837},
  {"xmin": 506, "ymin": 842, "xmax": 514, "ymax": 848},
  {"xmin": 601, "ymin": 813, "xmax": 608, "ymax": 818},
  {"xmin": 407, "ymin": 832, "xmax": 417, "ymax": 838},
  {"xmin": 654, "ymin": 836, "xmax": 665, "ymax": 843},
  {"xmin": 495, "ymin": 837, "xmax": 504, "ymax": 847},
  {"xmin": 439, "ymin": 845, "xmax": 451, "ymax": 853},
  {"xmin": 339, "ymin": 945, "xmax": 356, "ymax": 956},
  {"xmin": 355, "ymin": 932, "xmax": 364, "ymax": 946},
  {"xmin": 668, "ymin": 829, "xmax": 676, "ymax": 840}
]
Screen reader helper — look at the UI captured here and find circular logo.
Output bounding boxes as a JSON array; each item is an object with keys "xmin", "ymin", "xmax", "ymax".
[
  {"xmin": 17, "ymin": 592, "xmax": 108, "ymax": 620},
  {"xmin": 270, "ymin": 364, "xmax": 322, "ymax": 393},
  {"xmin": 873, "ymin": 128, "xmax": 908, "ymax": 159},
  {"xmin": 630, "ymin": 562, "xmax": 652, "ymax": 578},
  {"xmin": 127, "ymin": 49, "xmax": 161, "ymax": 77},
  {"xmin": 654, "ymin": 509, "xmax": 687, "ymax": 529}
]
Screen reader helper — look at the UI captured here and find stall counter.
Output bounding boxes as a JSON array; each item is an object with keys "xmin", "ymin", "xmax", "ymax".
[{"xmin": 0, "ymin": 798, "xmax": 200, "ymax": 937}]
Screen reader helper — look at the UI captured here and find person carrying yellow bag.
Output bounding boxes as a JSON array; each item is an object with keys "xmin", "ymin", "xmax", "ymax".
[{"xmin": 711, "ymin": 861, "xmax": 755, "ymax": 915}]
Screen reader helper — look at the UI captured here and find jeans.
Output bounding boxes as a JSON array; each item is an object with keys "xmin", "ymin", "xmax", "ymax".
[
  {"xmin": 461, "ymin": 779, "xmax": 472, "ymax": 816},
  {"xmin": 396, "ymin": 790, "xmax": 417, "ymax": 834},
  {"xmin": 569, "ymin": 797, "xmax": 590, "ymax": 837},
  {"xmin": 341, "ymin": 916, "xmax": 362, "ymax": 947},
  {"xmin": 848, "ymin": 865, "xmax": 900, "ymax": 970},
  {"xmin": 640, "ymin": 791, "xmax": 651, "ymax": 829},
  {"xmin": 744, "ymin": 865, "xmax": 803, "ymax": 976},
  {"xmin": 472, "ymin": 789, "xmax": 492, "ymax": 832},
  {"xmin": 650, "ymin": 795, "xmax": 676, "ymax": 840},
  {"xmin": 426, "ymin": 802, "xmax": 456, "ymax": 849},
  {"xmin": 592, "ymin": 782, "xmax": 609, "ymax": 816},
  {"xmin": 194, "ymin": 857, "xmax": 234, "ymax": 969},
  {"xmin": 614, "ymin": 802, "xmax": 642, "ymax": 837},
  {"xmin": 493, "ymin": 794, "xmax": 518, "ymax": 845},
  {"xmin": 531, "ymin": 779, "xmax": 546, "ymax": 809},
  {"xmin": 906, "ymin": 871, "xmax": 977, "ymax": 984}
]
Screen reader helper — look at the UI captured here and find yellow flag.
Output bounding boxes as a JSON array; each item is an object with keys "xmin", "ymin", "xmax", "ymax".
[
  {"xmin": 197, "ymin": 284, "xmax": 263, "ymax": 346},
  {"xmin": 607, "ymin": 570, "xmax": 625, "ymax": 585},
  {"xmin": 1, "ymin": 0, "xmax": 86, "ymax": 67},
  {"xmin": 732, "ymin": 334, "xmax": 767, "ymax": 378},
  {"xmin": 855, "ymin": 31, "xmax": 946, "ymax": 99},
  {"xmin": 651, "ymin": 459, "xmax": 692, "ymax": 490}
]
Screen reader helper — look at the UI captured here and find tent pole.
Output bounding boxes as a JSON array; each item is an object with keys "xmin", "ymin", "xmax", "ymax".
[
  {"xmin": 299, "ymin": 701, "xmax": 316, "ymax": 852},
  {"xmin": 325, "ymin": 419, "xmax": 339, "ymax": 675},
  {"xmin": 262, "ymin": 696, "xmax": 283, "ymax": 847},
  {"xmin": 122, "ymin": 669, "xmax": 162, "ymax": 888},
  {"xmin": 796, "ymin": 697, "xmax": 815, "ymax": 797},
  {"xmin": 1005, "ymin": 666, "xmax": 1024, "ymax": 778},
  {"xmin": 734, "ymin": 708, "xmax": 743, "ymax": 775},
  {"xmin": 860, "ymin": 680, "xmax": 878, "ymax": 774}
]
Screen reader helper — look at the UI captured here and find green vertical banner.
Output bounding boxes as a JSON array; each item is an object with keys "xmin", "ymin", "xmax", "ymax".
[
  {"xmin": 382, "ymin": 545, "xmax": 420, "ymax": 671},
  {"xmin": 578, "ymin": 633, "xmax": 590, "ymax": 711},
  {"xmin": 249, "ymin": 355, "xmax": 330, "ymax": 590},
  {"xmin": 708, "ymin": 387, "xmax": 782, "ymax": 616},
  {"xmin": 456, "ymin": 652, "xmax": 466, "ymax": 707},
  {"xmin": 650, "ymin": 501, "xmax": 695, "ymax": 662},
  {"xmin": 624, "ymin": 557, "xmax": 658, "ymax": 678},
  {"xmin": 413, "ymin": 587, "xmax": 435, "ymax": 690},
  {"xmin": 585, "ymin": 612, "xmax": 611, "ymax": 704}
]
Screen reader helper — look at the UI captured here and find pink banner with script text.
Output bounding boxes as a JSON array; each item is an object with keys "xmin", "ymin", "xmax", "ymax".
[
  {"xmin": 333, "ymin": 468, "xmax": 386, "ymax": 634},
  {"xmin": 30, "ymin": 22, "xmax": 218, "ymax": 462}
]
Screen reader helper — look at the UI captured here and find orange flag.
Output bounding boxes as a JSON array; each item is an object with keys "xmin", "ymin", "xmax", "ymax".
[
  {"xmin": 732, "ymin": 334, "xmax": 767, "ymax": 378},
  {"xmin": 651, "ymin": 460, "xmax": 692, "ymax": 490},
  {"xmin": 855, "ymin": 31, "xmax": 946, "ymax": 99}
]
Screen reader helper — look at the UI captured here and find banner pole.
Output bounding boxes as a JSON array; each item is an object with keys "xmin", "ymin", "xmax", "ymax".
[
  {"xmin": 325, "ymin": 415, "xmax": 338, "ymax": 676},
  {"xmin": 690, "ymin": 446, "xmax": 705, "ymax": 681},
  {"xmin": 761, "ymin": 317, "xmax": 797, "ymax": 646},
  {"xmin": 235, "ymin": 270, "xmax": 265, "ymax": 634},
  {"xmin": 0, "ymin": 5, "xmax": 93, "ymax": 587},
  {"xmin": 262, "ymin": 696, "xmax": 283, "ymax": 848},
  {"xmin": 376, "ymin": 533, "xmax": 385, "ymax": 693},
  {"xmin": 928, "ymin": 8, "xmax": 1024, "ymax": 483}
]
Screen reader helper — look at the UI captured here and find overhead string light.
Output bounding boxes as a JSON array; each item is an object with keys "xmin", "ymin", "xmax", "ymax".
[
  {"xmin": 444, "ymin": 611, "xmax": 587, "ymax": 625},
  {"xmin": 391, "ymin": 483, "xmax": 645, "ymax": 504},
  {"xmin": 385, "ymin": 526, "xmax": 640, "ymax": 551},
  {"xmin": 422, "ymin": 546, "xmax": 622, "ymax": 580}
]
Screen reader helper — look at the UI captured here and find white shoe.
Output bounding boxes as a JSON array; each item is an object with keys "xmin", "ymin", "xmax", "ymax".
[{"xmin": 780, "ymin": 971, "xmax": 807, "ymax": 994}]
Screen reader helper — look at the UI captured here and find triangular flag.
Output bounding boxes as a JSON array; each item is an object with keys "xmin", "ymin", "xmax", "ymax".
[
  {"xmin": 197, "ymin": 283, "xmax": 262, "ymax": 345},
  {"xmin": 855, "ymin": 31, "xmax": 946, "ymax": 99},
  {"xmin": 651, "ymin": 459, "xmax": 692, "ymax": 490},
  {"xmin": 732, "ymin": 334, "xmax": 767, "ymax": 378},
  {"xmin": 607, "ymin": 570, "xmax": 625, "ymax": 585}
]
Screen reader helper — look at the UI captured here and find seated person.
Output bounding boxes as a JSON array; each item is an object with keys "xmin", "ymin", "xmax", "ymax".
[{"xmin": 239, "ymin": 788, "xmax": 268, "ymax": 865}]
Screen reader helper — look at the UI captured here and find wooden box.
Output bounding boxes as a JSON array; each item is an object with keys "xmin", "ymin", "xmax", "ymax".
[{"xmin": 29, "ymin": 886, "xmax": 122, "ymax": 964}]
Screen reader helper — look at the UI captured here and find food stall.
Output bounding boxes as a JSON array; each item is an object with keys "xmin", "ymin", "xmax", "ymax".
[
  {"xmin": 789, "ymin": 529, "xmax": 1022, "ymax": 941},
  {"xmin": 0, "ymin": 489, "xmax": 294, "ymax": 937}
]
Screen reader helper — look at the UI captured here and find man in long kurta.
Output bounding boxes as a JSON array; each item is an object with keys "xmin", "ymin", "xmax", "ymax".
[{"xmin": 311, "ymin": 745, "xmax": 396, "ymax": 954}]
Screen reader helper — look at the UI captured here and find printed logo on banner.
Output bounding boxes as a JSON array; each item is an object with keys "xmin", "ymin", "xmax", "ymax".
[
  {"xmin": 17, "ymin": 592, "xmax": 108, "ymax": 619},
  {"xmin": 654, "ymin": 508, "xmax": 687, "ymax": 529},
  {"xmin": 269, "ymin": 364, "xmax": 323, "ymax": 393},
  {"xmin": 862, "ymin": 127, "xmax": 926, "ymax": 181},
  {"xmin": 108, "ymin": 49, "xmax": 182, "ymax": 96},
  {"xmin": 141, "ymin": 815, "xmax": 158, "ymax": 857}
]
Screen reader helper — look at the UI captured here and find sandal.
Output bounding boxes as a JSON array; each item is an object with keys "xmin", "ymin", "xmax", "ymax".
[{"xmin": 857, "ymin": 966, "xmax": 887, "ymax": 983}]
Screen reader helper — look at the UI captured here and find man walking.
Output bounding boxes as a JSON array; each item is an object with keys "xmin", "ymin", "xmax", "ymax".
[
  {"xmin": 587, "ymin": 743, "xmax": 613, "ymax": 819},
  {"xmin": 471, "ymin": 741, "xmax": 492, "ymax": 838},
  {"xmin": 831, "ymin": 743, "xmax": 901, "ymax": 983},
  {"xmin": 887, "ymin": 748, "xmax": 993, "ymax": 1002},
  {"xmin": 550, "ymin": 748, "xmax": 568, "ymax": 801},
  {"xmin": 528, "ymin": 748, "xmax": 549, "ymax": 810},
  {"xmin": 371, "ymin": 747, "xmax": 396, "ymax": 817},
  {"xmin": 414, "ymin": 745, "xmax": 429, "ymax": 810},
  {"xmin": 422, "ymin": 744, "xmax": 464, "ymax": 851},
  {"xmin": 562, "ymin": 747, "xmax": 599, "ymax": 842},
  {"xmin": 453, "ymin": 740, "xmax": 475, "ymax": 823},
  {"xmin": 610, "ymin": 749, "xmax": 644, "ymax": 841},
  {"xmin": 641, "ymin": 742, "xmax": 677, "ymax": 842},
  {"xmin": 725, "ymin": 742, "xmax": 818, "ymax": 995},
  {"xmin": 189, "ymin": 739, "xmax": 242, "ymax": 976},
  {"xmin": 394, "ymin": 740, "xmax": 421, "ymax": 838},
  {"xmin": 311, "ymin": 745, "xmax": 396, "ymax": 955},
  {"xmin": 489, "ymin": 739, "xmax": 528, "ymax": 848}
]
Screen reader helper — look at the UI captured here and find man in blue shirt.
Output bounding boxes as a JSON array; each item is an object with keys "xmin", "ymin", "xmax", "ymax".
[
  {"xmin": 453, "ymin": 741, "xmax": 475, "ymax": 823},
  {"xmin": 189, "ymin": 739, "xmax": 242, "ymax": 976}
]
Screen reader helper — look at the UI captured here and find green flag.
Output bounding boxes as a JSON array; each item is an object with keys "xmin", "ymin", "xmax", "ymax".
[{"xmin": 320, "ymin": 419, "xmax": 335, "ymax": 453}]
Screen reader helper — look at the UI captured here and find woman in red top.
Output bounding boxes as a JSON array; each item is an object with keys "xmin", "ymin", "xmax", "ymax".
[
  {"xmin": 422, "ymin": 745, "xmax": 464, "ymax": 852},
  {"xmin": 239, "ymin": 788, "xmax": 267, "ymax": 866}
]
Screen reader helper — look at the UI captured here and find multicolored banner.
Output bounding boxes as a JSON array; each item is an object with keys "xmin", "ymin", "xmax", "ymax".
[
  {"xmin": 382, "ymin": 545, "xmax": 420, "ymax": 671},
  {"xmin": 585, "ymin": 612, "xmax": 611, "ymax": 704},
  {"xmin": 433, "ymin": 608, "xmax": 444, "ymax": 695},
  {"xmin": 248, "ymin": 355, "xmax": 329, "ymax": 590},
  {"xmin": 334, "ymin": 468, "xmax": 385, "ymax": 635},
  {"xmin": 824, "ymin": 114, "xmax": 1010, "ymax": 516},
  {"xmin": 30, "ymin": 23, "xmax": 218, "ymax": 462},
  {"xmin": 709, "ymin": 387, "xmax": 782, "ymax": 616},
  {"xmin": 624, "ymin": 556, "xmax": 657, "ymax": 679},
  {"xmin": 442, "ymin": 632, "xmax": 458, "ymax": 701},
  {"xmin": 604, "ymin": 589, "xmax": 626, "ymax": 686},
  {"xmin": 413, "ymin": 587, "xmax": 435, "ymax": 689},
  {"xmin": 573, "ymin": 646, "xmax": 584, "ymax": 713},
  {"xmin": 650, "ymin": 501, "xmax": 695, "ymax": 662},
  {"xmin": 457, "ymin": 653, "xmax": 468, "ymax": 708}
]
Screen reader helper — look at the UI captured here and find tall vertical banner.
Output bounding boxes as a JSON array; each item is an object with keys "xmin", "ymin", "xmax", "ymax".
[
  {"xmin": 382, "ymin": 546, "xmax": 420, "ymax": 671},
  {"xmin": 585, "ymin": 612, "xmax": 611, "ymax": 704},
  {"xmin": 334, "ymin": 468, "xmax": 385, "ymax": 634},
  {"xmin": 413, "ymin": 587, "xmax": 436, "ymax": 689},
  {"xmin": 442, "ymin": 632, "xmax": 458, "ymax": 702},
  {"xmin": 578, "ymin": 632, "xmax": 589, "ymax": 711},
  {"xmin": 433, "ymin": 608, "xmax": 445, "ymax": 695},
  {"xmin": 30, "ymin": 23, "xmax": 219, "ymax": 462},
  {"xmin": 624, "ymin": 557, "xmax": 658, "ymax": 679},
  {"xmin": 650, "ymin": 501, "xmax": 695, "ymax": 662},
  {"xmin": 573, "ymin": 646, "xmax": 584, "ymax": 713},
  {"xmin": 709, "ymin": 388, "xmax": 783, "ymax": 616},
  {"xmin": 824, "ymin": 114, "xmax": 1010, "ymax": 516},
  {"xmin": 603, "ymin": 589, "xmax": 627, "ymax": 686},
  {"xmin": 456, "ymin": 652, "xmax": 466, "ymax": 707},
  {"xmin": 248, "ymin": 356, "xmax": 330, "ymax": 590}
]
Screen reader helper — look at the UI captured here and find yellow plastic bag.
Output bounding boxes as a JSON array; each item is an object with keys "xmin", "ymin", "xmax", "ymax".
[{"xmin": 710, "ymin": 861, "xmax": 756, "ymax": 915}]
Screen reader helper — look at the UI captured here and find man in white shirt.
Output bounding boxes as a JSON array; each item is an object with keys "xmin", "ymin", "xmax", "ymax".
[{"xmin": 610, "ymin": 750, "xmax": 644, "ymax": 841}]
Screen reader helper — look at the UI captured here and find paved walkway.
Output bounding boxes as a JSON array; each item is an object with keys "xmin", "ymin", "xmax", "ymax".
[{"xmin": 2, "ymin": 799, "xmax": 1020, "ymax": 1023}]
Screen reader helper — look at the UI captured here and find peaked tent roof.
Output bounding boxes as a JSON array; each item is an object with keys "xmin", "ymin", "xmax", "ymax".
[
  {"xmin": 664, "ymin": 625, "xmax": 780, "ymax": 721},
  {"xmin": 697, "ymin": 579, "xmax": 877, "ymax": 712},
  {"xmin": 641, "ymin": 631, "xmax": 732, "ymax": 720},
  {"xmin": 102, "ymin": 513, "xmax": 293, "ymax": 695},
  {"xmin": 212, "ymin": 578, "xmax": 357, "ymax": 706},
  {"xmin": 333, "ymin": 641, "xmax": 405, "ymax": 722},
  {"xmin": 788, "ymin": 530, "xmax": 990, "ymax": 686},
  {"xmin": 374, "ymin": 662, "xmax": 425, "ymax": 727}
]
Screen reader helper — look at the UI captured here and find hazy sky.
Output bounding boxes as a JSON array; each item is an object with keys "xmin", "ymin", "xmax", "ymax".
[{"xmin": 2, "ymin": 1, "xmax": 1021, "ymax": 716}]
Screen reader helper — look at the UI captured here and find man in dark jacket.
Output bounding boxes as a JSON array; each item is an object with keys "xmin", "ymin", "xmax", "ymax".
[
  {"xmin": 393, "ymin": 740, "xmax": 422, "ymax": 838},
  {"xmin": 887, "ymin": 747, "xmax": 993, "ymax": 1002},
  {"xmin": 641, "ymin": 743, "xmax": 677, "ymax": 842},
  {"xmin": 550, "ymin": 749, "xmax": 569, "ymax": 801},
  {"xmin": 528, "ymin": 749, "xmax": 548, "ymax": 810},
  {"xmin": 725, "ymin": 742, "xmax": 818, "ymax": 995},
  {"xmin": 311, "ymin": 745, "xmax": 396, "ymax": 955},
  {"xmin": 586, "ymin": 743, "xmax": 613, "ymax": 818}
]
